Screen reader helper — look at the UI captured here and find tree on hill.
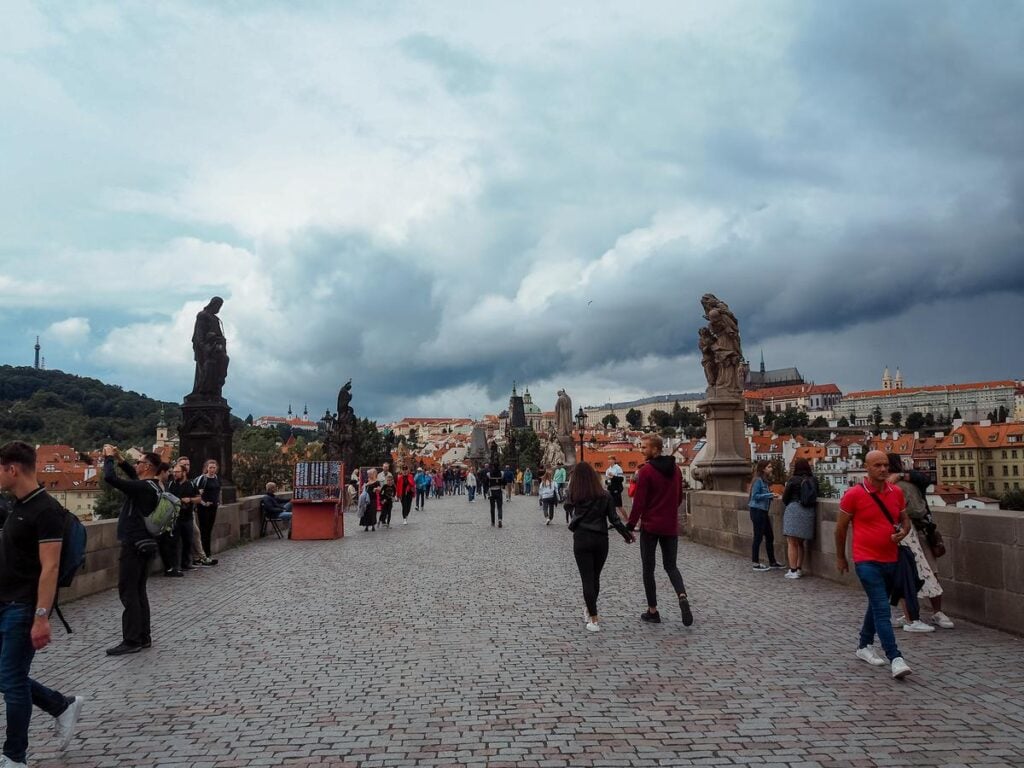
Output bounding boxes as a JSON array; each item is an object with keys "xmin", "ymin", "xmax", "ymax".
[
  {"xmin": 924, "ymin": 412, "xmax": 935, "ymax": 427},
  {"xmin": 890, "ymin": 411, "xmax": 902, "ymax": 428},
  {"xmin": 773, "ymin": 407, "xmax": 809, "ymax": 431},
  {"xmin": 353, "ymin": 418, "xmax": 388, "ymax": 468},
  {"xmin": 601, "ymin": 413, "xmax": 619, "ymax": 429},
  {"xmin": 905, "ymin": 412, "xmax": 925, "ymax": 430},
  {"xmin": 952, "ymin": 408, "xmax": 962, "ymax": 420},
  {"xmin": 625, "ymin": 408, "xmax": 643, "ymax": 430},
  {"xmin": 1001, "ymin": 490, "xmax": 1024, "ymax": 511},
  {"xmin": 871, "ymin": 406, "xmax": 883, "ymax": 430},
  {"xmin": 810, "ymin": 416, "xmax": 828, "ymax": 428},
  {"xmin": 837, "ymin": 416, "xmax": 850, "ymax": 428}
]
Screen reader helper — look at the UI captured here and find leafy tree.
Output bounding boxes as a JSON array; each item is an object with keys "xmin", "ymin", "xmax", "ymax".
[
  {"xmin": 353, "ymin": 418, "xmax": 388, "ymax": 468},
  {"xmin": 625, "ymin": 408, "xmax": 643, "ymax": 430},
  {"xmin": 648, "ymin": 409, "xmax": 672, "ymax": 428},
  {"xmin": 773, "ymin": 407, "xmax": 809, "ymax": 431},
  {"xmin": 745, "ymin": 413, "xmax": 761, "ymax": 431},
  {"xmin": 660, "ymin": 426, "xmax": 677, "ymax": 437},
  {"xmin": 848, "ymin": 411, "xmax": 857, "ymax": 425},
  {"xmin": 815, "ymin": 473, "xmax": 836, "ymax": 499},
  {"xmin": 501, "ymin": 428, "xmax": 541, "ymax": 470},
  {"xmin": 924, "ymin": 412, "xmax": 935, "ymax": 427},
  {"xmin": 601, "ymin": 413, "xmax": 619, "ymax": 429},
  {"xmin": 770, "ymin": 456, "xmax": 787, "ymax": 483},
  {"xmin": 997, "ymin": 405, "xmax": 1009, "ymax": 423},
  {"xmin": 1001, "ymin": 490, "xmax": 1024, "ymax": 511},
  {"xmin": 237, "ymin": 427, "xmax": 281, "ymax": 453},
  {"xmin": 871, "ymin": 406, "xmax": 883, "ymax": 429},
  {"xmin": 92, "ymin": 479, "xmax": 123, "ymax": 520},
  {"xmin": 233, "ymin": 450, "xmax": 291, "ymax": 497},
  {"xmin": 837, "ymin": 416, "xmax": 850, "ymax": 428},
  {"xmin": 245, "ymin": 414, "xmax": 254, "ymax": 425},
  {"xmin": 763, "ymin": 409, "xmax": 775, "ymax": 427},
  {"xmin": 952, "ymin": 408, "xmax": 962, "ymax": 420},
  {"xmin": 890, "ymin": 411, "xmax": 902, "ymax": 428},
  {"xmin": 810, "ymin": 416, "xmax": 828, "ymax": 428},
  {"xmin": 905, "ymin": 412, "xmax": 925, "ymax": 431}
]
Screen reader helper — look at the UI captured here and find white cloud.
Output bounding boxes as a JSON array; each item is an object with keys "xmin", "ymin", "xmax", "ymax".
[{"xmin": 46, "ymin": 317, "xmax": 91, "ymax": 345}]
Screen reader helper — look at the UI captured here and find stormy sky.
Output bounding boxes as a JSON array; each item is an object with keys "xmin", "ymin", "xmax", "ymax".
[{"xmin": 2, "ymin": 1, "xmax": 1022, "ymax": 422}]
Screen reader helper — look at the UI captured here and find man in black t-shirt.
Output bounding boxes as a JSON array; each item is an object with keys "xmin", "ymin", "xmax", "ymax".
[
  {"xmin": 486, "ymin": 463, "xmax": 505, "ymax": 528},
  {"xmin": 0, "ymin": 442, "xmax": 84, "ymax": 764},
  {"xmin": 167, "ymin": 465, "xmax": 200, "ymax": 573}
]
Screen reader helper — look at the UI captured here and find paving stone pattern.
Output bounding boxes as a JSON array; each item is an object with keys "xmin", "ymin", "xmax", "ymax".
[{"xmin": 27, "ymin": 494, "xmax": 1024, "ymax": 767}]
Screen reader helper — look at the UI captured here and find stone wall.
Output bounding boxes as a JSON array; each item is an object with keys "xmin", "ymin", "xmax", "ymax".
[
  {"xmin": 61, "ymin": 494, "xmax": 272, "ymax": 603},
  {"xmin": 683, "ymin": 491, "xmax": 1024, "ymax": 636}
]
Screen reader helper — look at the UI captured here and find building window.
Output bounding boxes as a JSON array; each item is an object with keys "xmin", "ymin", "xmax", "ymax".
[
  {"xmin": 1014, "ymin": 450, "xmax": 1019, "ymax": 459},
  {"xmin": 1002, "ymin": 450, "xmax": 1008, "ymax": 459},
  {"xmin": 1015, "ymin": 466, "xmax": 1020, "ymax": 476},
  {"xmin": 1004, "ymin": 466, "xmax": 1009, "ymax": 477},
  {"xmin": 987, "ymin": 466, "xmax": 994, "ymax": 476},
  {"xmin": 959, "ymin": 467, "xmax": 966, "ymax": 478},
  {"xmin": 942, "ymin": 467, "xmax": 948, "ymax": 478}
]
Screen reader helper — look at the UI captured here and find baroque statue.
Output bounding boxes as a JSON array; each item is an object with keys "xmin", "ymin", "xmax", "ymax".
[
  {"xmin": 555, "ymin": 389, "xmax": 573, "ymax": 436},
  {"xmin": 190, "ymin": 296, "xmax": 229, "ymax": 399},
  {"xmin": 699, "ymin": 294, "xmax": 745, "ymax": 393}
]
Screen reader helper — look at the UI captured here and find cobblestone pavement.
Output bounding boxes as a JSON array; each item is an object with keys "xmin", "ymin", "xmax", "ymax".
[{"xmin": 27, "ymin": 494, "xmax": 1024, "ymax": 767}]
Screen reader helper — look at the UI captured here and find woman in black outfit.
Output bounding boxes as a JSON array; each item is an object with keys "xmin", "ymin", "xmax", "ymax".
[{"xmin": 564, "ymin": 462, "xmax": 635, "ymax": 632}]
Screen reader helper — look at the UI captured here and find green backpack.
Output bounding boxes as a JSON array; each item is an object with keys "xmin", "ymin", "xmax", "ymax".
[{"xmin": 144, "ymin": 481, "xmax": 181, "ymax": 535}]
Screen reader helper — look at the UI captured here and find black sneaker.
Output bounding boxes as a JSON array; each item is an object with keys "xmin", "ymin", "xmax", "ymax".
[
  {"xmin": 106, "ymin": 642, "xmax": 141, "ymax": 656},
  {"xmin": 181, "ymin": 565, "xmax": 195, "ymax": 571},
  {"xmin": 165, "ymin": 570, "xmax": 184, "ymax": 578},
  {"xmin": 141, "ymin": 639, "xmax": 152, "ymax": 649},
  {"xmin": 640, "ymin": 611, "xmax": 662, "ymax": 623},
  {"xmin": 498, "ymin": 520, "xmax": 503, "ymax": 528},
  {"xmin": 769, "ymin": 562, "xmax": 785, "ymax": 569},
  {"xmin": 678, "ymin": 595, "xmax": 694, "ymax": 627}
]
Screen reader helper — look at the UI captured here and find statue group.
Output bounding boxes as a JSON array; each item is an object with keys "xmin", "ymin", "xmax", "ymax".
[
  {"xmin": 698, "ymin": 293, "xmax": 746, "ymax": 393},
  {"xmin": 189, "ymin": 297, "xmax": 229, "ymax": 401},
  {"xmin": 324, "ymin": 380, "xmax": 356, "ymax": 472}
]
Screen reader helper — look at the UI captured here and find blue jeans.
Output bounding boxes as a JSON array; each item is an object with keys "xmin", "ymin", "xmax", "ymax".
[
  {"xmin": 467, "ymin": 487, "xmax": 476, "ymax": 502},
  {"xmin": 0, "ymin": 603, "xmax": 69, "ymax": 764},
  {"xmin": 855, "ymin": 561, "xmax": 903, "ymax": 661}
]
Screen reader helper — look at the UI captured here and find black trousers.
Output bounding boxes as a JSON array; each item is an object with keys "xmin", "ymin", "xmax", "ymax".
[
  {"xmin": 749, "ymin": 508, "xmax": 775, "ymax": 563},
  {"xmin": 639, "ymin": 531, "xmax": 686, "ymax": 609},
  {"xmin": 574, "ymin": 530, "xmax": 609, "ymax": 617},
  {"xmin": 198, "ymin": 504, "xmax": 218, "ymax": 557},
  {"xmin": 177, "ymin": 513, "xmax": 194, "ymax": 569},
  {"xmin": 415, "ymin": 489, "xmax": 426, "ymax": 509},
  {"xmin": 542, "ymin": 499, "xmax": 556, "ymax": 520},
  {"xmin": 157, "ymin": 531, "xmax": 178, "ymax": 574},
  {"xmin": 118, "ymin": 542, "xmax": 153, "ymax": 645},
  {"xmin": 489, "ymin": 493, "xmax": 503, "ymax": 524},
  {"xmin": 380, "ymin": 500, "xmax": 393, "ymax": 526},
  {"xmin": 401, "ymin": 494, "xmax": 413, "ymax": 519}
]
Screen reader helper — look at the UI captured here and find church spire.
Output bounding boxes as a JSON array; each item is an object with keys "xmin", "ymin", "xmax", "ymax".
[{"xmin": 759, "ymin": 349, "xmax": 765, "ymax": 374}]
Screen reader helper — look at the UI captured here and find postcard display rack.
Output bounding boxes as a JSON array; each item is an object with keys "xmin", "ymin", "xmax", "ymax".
[{"xmin": 291, "ymin": 461, "xmax": 345, "ymax": 540}]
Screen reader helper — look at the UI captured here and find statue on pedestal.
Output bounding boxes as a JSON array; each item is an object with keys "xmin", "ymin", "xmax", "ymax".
[
  {"xmin": 189, "ymin": 297, "xmax": 229, "ymax": 401},
  {"xmin": 555, "ymin": 389, "xmax": 573, "ymax": 436},
  {"xmin": 325, "ymin": 380, "xmax": 356, "ymax": 473},
  {"xmin": 700, "ymin": 294, "xmax": 745, "ymax": 393}
]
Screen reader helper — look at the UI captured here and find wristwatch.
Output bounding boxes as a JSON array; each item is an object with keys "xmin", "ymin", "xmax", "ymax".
[{"xmin": 34, "ymin": 607, "xmax": 48, "ymax": 618}]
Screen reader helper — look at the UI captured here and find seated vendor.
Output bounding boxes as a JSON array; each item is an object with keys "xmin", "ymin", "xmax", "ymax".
[{"xmin": 262, "ymin": 482, "xmax": 293, "ymax": 523}]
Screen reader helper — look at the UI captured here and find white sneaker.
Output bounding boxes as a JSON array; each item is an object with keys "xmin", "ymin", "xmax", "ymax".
[
  {"xmin": 0, "ymin": 756, "xmax": 28, "ymax": 767},
  {"xmin": 55, "ymin": 695, "xmax": 84, "ymax": 750},
  {"xmin": 931, "ymin": 611, "xmax": 955, "ymax": 629},
  {"xmin": 585, "ymin": 621, "xmax": 600, "ymax": 633},
  {"xmin": 402, "ymin": 519, "xmax": 408, "ymax": 525},
  {"xmin": 855, "ymin": 646, "xmax": 887, "ymax": 666},
  {"xmin": 784, "ymin": 569, "xmax": 801, "ymax": 579},
  {"xmin": 903, "ymin": 619, "xmax": 936, "ymax": 633},
  {"xmin": 891, "ymin": 656, "xmax": 912, "ymax": 679}
]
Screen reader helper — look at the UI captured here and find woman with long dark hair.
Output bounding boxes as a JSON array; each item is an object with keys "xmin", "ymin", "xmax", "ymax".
[
  {"xmin": 748, "ymin": 460, "xmax": 782, "ymax": 571},
  {"xmin": 781, "ymin": 458, "xmax": 817, "ymax": 578},
  {"xmin": 564, "ymin": 462, "xmax": 635, "ymax": 632}
]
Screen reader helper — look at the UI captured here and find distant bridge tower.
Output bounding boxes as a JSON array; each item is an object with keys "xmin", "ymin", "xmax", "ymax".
[{"xmin": 34, "ymin": 336, "xmax": 41, "ymax": 369}]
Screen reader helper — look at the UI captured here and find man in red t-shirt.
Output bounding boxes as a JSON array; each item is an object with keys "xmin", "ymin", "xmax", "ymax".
[{"xmin": 835, "ymin": 450, "xmax": 913, "ymax": 679}]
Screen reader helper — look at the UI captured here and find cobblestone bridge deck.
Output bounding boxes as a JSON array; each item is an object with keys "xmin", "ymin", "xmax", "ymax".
[{"xmin": 30, "ymin": 495, "xmax": 1024, "ymax": 767}]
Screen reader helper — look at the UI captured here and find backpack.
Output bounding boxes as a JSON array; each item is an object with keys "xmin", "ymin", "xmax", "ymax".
[
  {"xmin": 143, "ymin": 481, "xmax": 181, "ymax": 536},
  {"xmin": 799, "ymin": 477, "xmax": 818, "ymax": 507},
  {"xmin": 53, "ymin": 508, "xmax": 88, "ymax": 633},
  {"xmin": 899, "ymin": 480, "xmax": 928, "ymax": 521}
]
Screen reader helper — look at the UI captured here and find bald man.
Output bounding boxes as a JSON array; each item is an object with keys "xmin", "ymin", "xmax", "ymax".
[{"xmin": 835, "ymin": 450, "xmax": 914, "ymax": 679}]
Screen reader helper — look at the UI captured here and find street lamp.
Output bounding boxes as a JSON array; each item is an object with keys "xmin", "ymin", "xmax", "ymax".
[{"xmin": 576, "ymin": 407, "xmax": 588, "ymax": 464}]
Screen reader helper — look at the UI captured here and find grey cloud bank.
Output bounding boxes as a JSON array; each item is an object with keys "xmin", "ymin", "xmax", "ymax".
[{"xmin": 1, "ymin": 1, "xmax": 1021, "ymax": 421}]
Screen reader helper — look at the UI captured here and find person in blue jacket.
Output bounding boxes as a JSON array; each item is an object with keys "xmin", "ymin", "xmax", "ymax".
[
  {"xmin": 414, "ymin": 467, "xmax": 431, "ymax": 510},
  {"xmin": 748, "ymin": 460, "xmax": 782, "ymax": 571}
]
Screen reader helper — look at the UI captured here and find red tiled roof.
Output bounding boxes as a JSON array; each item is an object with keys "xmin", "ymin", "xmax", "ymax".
[
  {"xmin": 745, "ymin": 383, "xmax": 841, "ymax": 400},
  {"xmin": 845, "ymin": 380, "xmax": 1017, "ymax": 399},
  {"xmin": 936, "ymin": 423, "xmax": 1024, "ymax": 450}
]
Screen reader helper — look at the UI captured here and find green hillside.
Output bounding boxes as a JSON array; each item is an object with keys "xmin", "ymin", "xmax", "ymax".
[{"xmin": 0, "ymin": 365, "xmax": 182, "ymax": 451}]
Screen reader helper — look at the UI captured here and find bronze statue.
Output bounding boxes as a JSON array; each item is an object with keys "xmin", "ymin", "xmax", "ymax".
[
  {"xmin": 337, "ymin": 379, "xmax": 353, "ymax": 416},
  {"xmin": 190, "ymin": 297, "xmax": 228, "ymax": 399},
  {"xmin": 699, "ymin": 294, "xmax": 745, "ymax": 392},
  {"xmin": 555, "ymin": 389, "xmax": 573, "ymax": 436}
]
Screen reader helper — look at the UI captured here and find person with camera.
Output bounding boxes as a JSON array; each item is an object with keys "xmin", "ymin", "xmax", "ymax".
[
  {"xmin": 102, "ymin": 445, "xmax": 162, "ymax": 656},
  {"xmin": 0, "ymin": 442, "xmax": 84, "ymax": 766},
  {"xmin": 565, "ymin": 462, "xmax": 635, "ymax": 632}
]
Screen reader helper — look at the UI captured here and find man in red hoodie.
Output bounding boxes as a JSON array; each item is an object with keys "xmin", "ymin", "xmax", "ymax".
[{"xmin": 627, "ymin": 434, "xmax": 693, "ymax": 626}]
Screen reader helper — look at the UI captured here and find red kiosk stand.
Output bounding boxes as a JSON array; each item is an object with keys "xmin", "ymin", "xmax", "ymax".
[{"xmin": 291, "ymin": 461, "xmax": 345, "ymax": 540}]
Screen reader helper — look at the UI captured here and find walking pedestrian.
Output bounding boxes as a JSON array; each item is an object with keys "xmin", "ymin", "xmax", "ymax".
[
  {"xmin": 102, "ymin": 445, "xmax": 161, "ymax": 655},
  {"xmin": 379, "ymin": 462, "xmax": 395, "ymax": 528},
  {"xmin": 538, "ymin": 472, "xmax": 557, "ymax": 524},
  {"xmin": 360, "ymin": 469, "xmax": 381, "ymax": 531},
  {"xmin": 523, "ymin": 467, "xmax": 533, "ymax": 496},
  {"xmin": 396, "ymin": 468, "xmax": 415, "ymax": 524},
  {"xmin": 565, "ymin": 462, "xmax": 635, "ymax": 632},
  {"xmin": 626, "ymin": 434, "xmax": 693, "ymax": 626},
  {"xmin": 0, "ymin": 441, "xmax": 85, "ymax": 765},
  {"xmin": 887, "ymin": 454, "xmax": 953, "ymax": 631},
  {"xmin": 486, "ymin": 463, "xmax": 505, "ymax": 527},
  {"xmin": 835, "ymin": 450, "xmax": 914, "ymax": 679},
  {"xmin": 553, "ymin": 463, "xmax": 567, "ymax": 502},
  {"xmin": 748, "ymin": 460, "xmax": 783, "ymax": 571},
  {"xmin": 604, "ymin": 457, "xmax": 626, "ymax": 522},
  {"xmin": 465, "ymin": 468, "xmax": 477, "ymax": 503},
  {"xmin": 781, "ymin": 459, "xmax": 817, "ymax": 578},
  {"xmin": 503, "ymin": 465, "xmax": 515, "ymax": 502},
  {"xmin": 414, "ymin": 467, "xmax": 429, "ymax": 510}
]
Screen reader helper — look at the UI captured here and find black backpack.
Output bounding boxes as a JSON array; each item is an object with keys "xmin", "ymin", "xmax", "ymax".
[
  {"xmin": 53, "ymin": 508, "xmax": 88, "ymax": 633},
  {"xmin": 799, "ymin": 477, "xmax": 818, "ymax": 507}
]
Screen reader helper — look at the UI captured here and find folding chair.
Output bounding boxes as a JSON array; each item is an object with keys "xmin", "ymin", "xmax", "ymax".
[{"xmin": 260, "ymin": 498, "xmax": 285, "ymax": 539}]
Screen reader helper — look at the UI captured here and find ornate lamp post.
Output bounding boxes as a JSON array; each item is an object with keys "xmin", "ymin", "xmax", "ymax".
[{"xmin": 575, "ymin": 407, "xmax": 588, "ymax": 464}]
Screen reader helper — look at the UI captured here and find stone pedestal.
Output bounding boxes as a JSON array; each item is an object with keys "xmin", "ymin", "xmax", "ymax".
[
  {"xmin": 557, "ymin": 435, "xmax": 578, "ymax": 467},
  {"xmin": 179, "ymin": 398, "xmax": 236, "ymax": 502},
  {"xmin": 692, "ymin": 389, "xmax": 750, "ymax": 492}
]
